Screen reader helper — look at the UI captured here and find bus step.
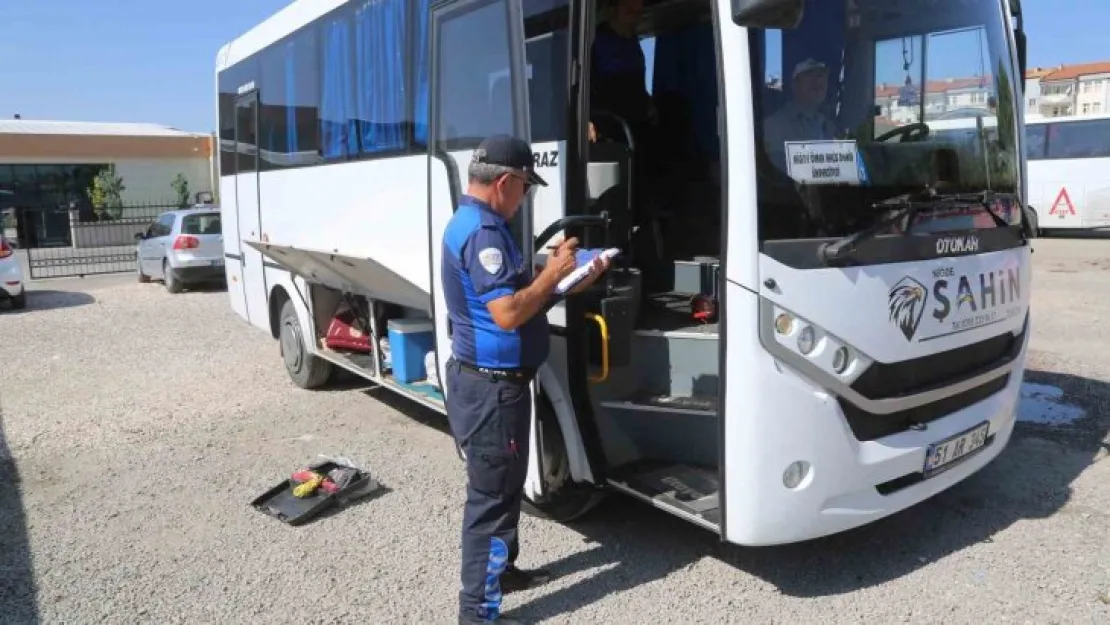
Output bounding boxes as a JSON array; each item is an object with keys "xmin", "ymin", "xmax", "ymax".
[
  {"xmin": 606, "ymin": 460, "xmax": 720, "ymax": 530},
  {"xmin": 600, "ymin": 394, "xmax": 718, "ymax": 416}
]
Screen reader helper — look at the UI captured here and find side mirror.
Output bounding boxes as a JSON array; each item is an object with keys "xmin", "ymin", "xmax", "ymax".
[
  {"xmin": 135, "ymin": 232, "xmax": 146, "ymax": 241},
  {"xmin": 732, "ymin": 0, "xmax": 804, "ymax": 28}
]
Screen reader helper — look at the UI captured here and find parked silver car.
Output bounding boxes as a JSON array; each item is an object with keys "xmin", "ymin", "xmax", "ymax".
[{"xmin": 136, "ymin": 208, "xmax": 225, "ymax": 293}]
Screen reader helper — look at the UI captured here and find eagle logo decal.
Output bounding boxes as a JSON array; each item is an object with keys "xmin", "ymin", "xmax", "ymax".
[{"xmin": 888, "ymin": 276, "xmax": 928, "ymax": 341}]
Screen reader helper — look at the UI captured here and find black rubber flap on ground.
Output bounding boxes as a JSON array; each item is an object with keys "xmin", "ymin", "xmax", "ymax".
[{"xmin": 250, "ymin": 460, "xmax": 379, "ymax": 526}]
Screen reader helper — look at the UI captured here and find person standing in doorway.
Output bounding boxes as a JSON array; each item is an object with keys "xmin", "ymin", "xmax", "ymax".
[{"xmin": 441, "ymin": 134, "xmax": 611, "ymax": 624}]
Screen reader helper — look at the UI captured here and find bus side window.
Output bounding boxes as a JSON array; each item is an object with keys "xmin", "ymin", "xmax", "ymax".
[
  {"xmin": 1046, "ymin": 119, "xmax": 1110, "ymax": 159},
  {"xmin": 1025, "ymin": 124, "xmax": 1046, "ymax": 160}
]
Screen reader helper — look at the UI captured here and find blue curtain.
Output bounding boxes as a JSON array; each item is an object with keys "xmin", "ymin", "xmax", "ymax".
[
  {"xmin": 354, "ymin": 0, "xmax": 407, "ymax": 154},
  {"xmin": 321, "ymin": 17, "xmax": 357, "ymax": 159},
  {"xmin": 653, "ymin": 22, "xmax": 720, "ymax": 160},
  {"xmin": 413, "ymin": 0, "xmax": 432, "ymax": 147}
]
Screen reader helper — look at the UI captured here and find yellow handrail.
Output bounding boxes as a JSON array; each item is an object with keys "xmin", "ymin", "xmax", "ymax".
[{"xmin": 585, "ymin": 313, "xmax": 609, "ymax": 384}]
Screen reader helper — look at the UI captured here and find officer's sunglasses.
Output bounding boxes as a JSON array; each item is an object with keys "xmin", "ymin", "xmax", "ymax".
[{"xmin": 505, "ymin": 171, "xmax": 536, "ymax": 196}]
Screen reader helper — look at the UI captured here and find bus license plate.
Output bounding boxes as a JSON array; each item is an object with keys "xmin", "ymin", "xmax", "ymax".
[{"xmin": 923, "ymin": 421, "xmax": 990, "ymax": 476}]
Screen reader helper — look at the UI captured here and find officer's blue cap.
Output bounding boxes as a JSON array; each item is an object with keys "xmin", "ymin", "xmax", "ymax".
[{"xmin": 472, "ymin": 134, "xmax": 548, "ymax": 187}]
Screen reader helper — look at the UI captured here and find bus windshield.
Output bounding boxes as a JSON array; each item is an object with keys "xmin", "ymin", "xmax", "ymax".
[{"xmin": 750, "ymin": 0, "xmax": 1022, "ymax": 246}]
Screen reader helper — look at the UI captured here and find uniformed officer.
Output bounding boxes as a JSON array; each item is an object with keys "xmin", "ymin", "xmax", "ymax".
[{"xmin": 441, "ymin": 134, "xmax": 610, "ymax": 624}]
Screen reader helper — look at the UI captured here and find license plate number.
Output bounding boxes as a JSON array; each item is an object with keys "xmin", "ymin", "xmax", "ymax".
[{"xmin": 923, "ymin": 421, "xmax": 990, "ymax": 476}]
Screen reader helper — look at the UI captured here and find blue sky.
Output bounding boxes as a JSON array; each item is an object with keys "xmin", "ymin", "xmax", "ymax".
[{"xmin": 0, "ymin": 0, "xmax": 1100, "ymax": 132}]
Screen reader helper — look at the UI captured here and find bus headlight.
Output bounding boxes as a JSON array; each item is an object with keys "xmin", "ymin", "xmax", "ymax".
[
  {"xmin": 774, "ymin": 313, "xmax": 794, "ymax": 335},
  {"xmin": 766, "ymin": 304, "xmax": 872, "ymax": 383},
  {"xmin": 797, "ymin": 326, "xmax": 816, "ymax": 355}
]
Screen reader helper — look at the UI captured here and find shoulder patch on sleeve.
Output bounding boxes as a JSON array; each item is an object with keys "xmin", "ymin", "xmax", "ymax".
[{"xmin": 477, "ymin": 247, "xmax": 504, "ymax": 275}]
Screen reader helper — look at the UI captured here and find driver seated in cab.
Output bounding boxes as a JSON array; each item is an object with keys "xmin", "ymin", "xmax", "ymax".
[{"xmin": 762, "ymin": 58, "xmax": 840, "ymax": 172}]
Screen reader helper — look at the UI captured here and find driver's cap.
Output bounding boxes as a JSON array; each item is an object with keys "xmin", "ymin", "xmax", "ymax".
[{"xmin": 793, "ymin": 58, "xmax": 827, "ymax": 80}]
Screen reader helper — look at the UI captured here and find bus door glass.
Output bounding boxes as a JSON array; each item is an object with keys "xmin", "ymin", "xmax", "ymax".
[{"xmin": 426, "ymin": 0, "xmax": 532, "ymax": 390}]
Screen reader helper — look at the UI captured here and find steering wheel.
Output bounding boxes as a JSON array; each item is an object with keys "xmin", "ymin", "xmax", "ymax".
[{"xmin": 875, "ymin": 122, "xmax": 930, "ymax": 143}]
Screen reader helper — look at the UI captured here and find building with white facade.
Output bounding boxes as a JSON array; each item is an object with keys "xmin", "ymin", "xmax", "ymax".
[
  {"xmin": 1023, "ymin": 67, "xmax": 1053, "ymax": 116},
  {"xmin": 1029, "ymin": 62, "xmax": 1110, "ymax": 118},
  {"xmin": 0, "ymin": 119, "xmax": 215, "ymax": 247},
  {"xmin": 875, "ymin": 76, "xmax": 995, "ymax": 124}
]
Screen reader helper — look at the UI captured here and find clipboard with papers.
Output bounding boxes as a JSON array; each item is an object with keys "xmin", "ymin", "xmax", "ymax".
[{"xmin": 552, "ymin": 247, "xmax": 620, "ymax": 295}]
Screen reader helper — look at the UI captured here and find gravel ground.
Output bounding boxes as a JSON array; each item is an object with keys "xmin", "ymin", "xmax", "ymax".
[{"xmin": 2, "ymin": 239, "xmax": 1109, "ymax": 624}]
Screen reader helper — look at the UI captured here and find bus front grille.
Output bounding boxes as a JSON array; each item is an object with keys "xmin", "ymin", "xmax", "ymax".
[
  {"xmin": 837, "ymin": 374, "xmax": 1010, "ymax": 442},
  {"xmin": 850, "ymin": 327, "xmax": 1024, "ymax": 401}
]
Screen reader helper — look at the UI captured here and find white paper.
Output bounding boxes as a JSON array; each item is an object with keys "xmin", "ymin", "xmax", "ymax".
[
  {"xmin": 555, "ymin": 248, "xmax": 620, "ymax": 295},
  {"xmin": 784, "ymin": 140, "xmax": 863, "ymax": 185}
]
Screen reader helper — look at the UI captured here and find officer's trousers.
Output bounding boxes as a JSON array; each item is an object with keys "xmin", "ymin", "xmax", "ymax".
[{"xmin": 445, "ymin": 358, "xmax": 533, "ymax": 621}]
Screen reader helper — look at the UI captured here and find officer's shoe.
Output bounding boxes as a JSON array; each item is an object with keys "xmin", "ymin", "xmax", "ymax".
[
  {"xmin": 500, "ymin": 565, "xmax": 553, "ymax": 593},
  {"xmin": 458, "ymin": 614, "xmax": 527, "ymax": 625}
]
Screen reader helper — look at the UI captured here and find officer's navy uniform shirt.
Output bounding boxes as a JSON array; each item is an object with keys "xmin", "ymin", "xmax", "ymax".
[{"xmin": 442, "ymin": 195, "xmax": 549, "ymax": 369}]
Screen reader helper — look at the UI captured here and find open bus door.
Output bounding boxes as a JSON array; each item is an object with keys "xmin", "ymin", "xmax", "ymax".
[{"xmin": 425, "ymin": 0, "xmax": 548, "ymax": 488}]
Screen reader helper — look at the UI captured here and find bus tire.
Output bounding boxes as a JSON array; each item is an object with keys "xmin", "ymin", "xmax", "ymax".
[
  {"xmin": 523, "ymin": 393, "xmax": 605, "ymax": 523},
  {"xmin": 1027, "ymin": 206, "xmax": 1042, "ymax": 237},
  {"xmin": 278, "ymin": 297, "xmax": 332, "ymax": 389}
]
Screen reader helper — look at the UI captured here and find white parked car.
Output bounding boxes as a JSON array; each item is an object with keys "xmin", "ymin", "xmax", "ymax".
[
  {"xmin": 135, "ymin": 208, "xmax": 225, "ymax": 293},
  {"xmin": 0, "ymin": 232, "xmax": 25, "ymax": 310}
]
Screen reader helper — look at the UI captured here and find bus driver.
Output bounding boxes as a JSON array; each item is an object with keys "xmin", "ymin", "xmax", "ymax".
[{"xmin": 762, "ymin": 58, "xmax": 840, "ymax": 171}]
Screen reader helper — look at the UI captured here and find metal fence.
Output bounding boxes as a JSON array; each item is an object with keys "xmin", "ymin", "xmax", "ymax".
[{"xmin": 5, "ymin": 202, "xmax": 182, "ymax": 279}]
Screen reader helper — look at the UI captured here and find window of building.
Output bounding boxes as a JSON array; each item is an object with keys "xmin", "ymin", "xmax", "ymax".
[
  {"xmin": 1083, "ymin": 102, "xmax": 1090, "ymax": 114},
  {"xmin": 0, "ymin": 164, "xmax": 108, "ymax": 209}
]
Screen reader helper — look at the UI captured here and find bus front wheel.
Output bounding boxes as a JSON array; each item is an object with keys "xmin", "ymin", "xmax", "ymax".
[
  {"xmin": 278, "ymin": 298, "xmax": 333, "ymax": 389},
  {"xmin": 523, "ymin": 394, "xmax": 605, "ymax": 523}
]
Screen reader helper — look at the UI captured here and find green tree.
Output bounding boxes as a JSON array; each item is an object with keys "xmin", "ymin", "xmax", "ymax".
[
  {"xmin": 89, "ymin": 165, "xmax": 125, "ymax": 220},
  {"xmin": 171, "ymin": 173, "xmax": 191, "ymax": 208}
]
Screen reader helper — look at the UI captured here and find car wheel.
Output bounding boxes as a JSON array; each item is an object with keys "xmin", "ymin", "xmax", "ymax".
[
  {"xmin": 279, "ymin": 298, "xmax": 332, "ymax": 389},
  {"xmin": 163, "ymin": 260, "xmax": 183, "ymax": 294},
  {"xmin": 9, "ymin": 287, "xmax": 26, "ymax": 310}
]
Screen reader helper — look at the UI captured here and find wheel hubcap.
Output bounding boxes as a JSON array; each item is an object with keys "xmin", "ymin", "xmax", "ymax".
[
  {"xmin": 540, "ymin": 418, "xmax": 569, "ymax": 491},
  {"xmin": 280, "ymin": 319, "xmax": 304, "ymax": 372}
]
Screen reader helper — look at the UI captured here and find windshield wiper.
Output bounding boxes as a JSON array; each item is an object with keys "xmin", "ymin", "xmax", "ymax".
[
  {"xmin": 817, "ymin": 190, "xmax": 1016, "ymax": 264},
  {"xmin": 927, "ymin": 191, "xmax": 1012, "ymax": 228},
  {"xmin": 817, "ymin": 193, "xmax": 930, "ymax": 263}
]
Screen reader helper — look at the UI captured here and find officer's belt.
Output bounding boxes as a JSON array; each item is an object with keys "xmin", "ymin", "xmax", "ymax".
[{"xmin": 458, "ymin": 361, "xmax": 536, "ymax": 383}]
